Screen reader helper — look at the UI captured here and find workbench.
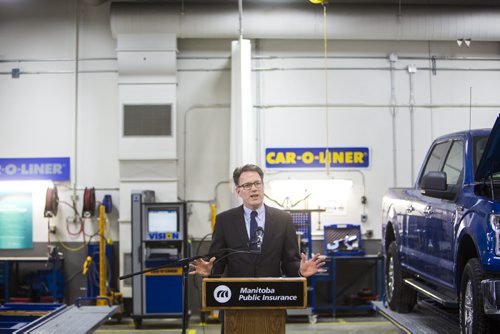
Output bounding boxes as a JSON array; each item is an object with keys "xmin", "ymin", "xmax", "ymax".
[{"xmin": 313, "ymin": 254, "xmax": 384, "ymax": 317}]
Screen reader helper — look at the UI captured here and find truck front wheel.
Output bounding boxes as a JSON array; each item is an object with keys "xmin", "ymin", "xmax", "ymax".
[
  {"xmin": 385, "ymin": 241, "xmax": 417, "ymax": 313},
  {"xmin": 460, "ymin": 258, "xmax": 491, "ymax": 333}
]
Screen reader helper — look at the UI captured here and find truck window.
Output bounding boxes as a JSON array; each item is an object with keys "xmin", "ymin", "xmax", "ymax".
[
  {"xmin": 473, "ymin": 136, "xmax": 489, "ymax": 180},
  {"xmin": 473, "ymin": 135, "xmax": 500, "ymax": 184},
  {"xmin": 443, "ymin": 140, "xmax": 464, "ymax": 187},
  {"xmin": 419, "ymin": 141, "xmax": 450, "ymax": 187}
]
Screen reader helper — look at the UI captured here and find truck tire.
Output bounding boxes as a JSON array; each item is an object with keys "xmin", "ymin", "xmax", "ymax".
[
  {"xmin": 385, "ymin": 241, "xmax": 417, "ymax": 313},
  {"xmin": 459, "ymin": 258, "xmax": 491, "ymax": 334}
]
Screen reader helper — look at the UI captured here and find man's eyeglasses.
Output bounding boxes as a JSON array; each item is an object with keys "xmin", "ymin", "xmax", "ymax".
[{"xmin": 238, "ymin": 181, "xmax": 263, "ymax": 191}]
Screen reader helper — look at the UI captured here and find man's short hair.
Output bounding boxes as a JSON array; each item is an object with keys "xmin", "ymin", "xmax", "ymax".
[{"xmin": 232, "ymin": 164, "xmax": 264, "ymax": 186}]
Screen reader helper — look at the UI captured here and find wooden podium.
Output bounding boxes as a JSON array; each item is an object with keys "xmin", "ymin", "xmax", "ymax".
[{"xmin": 202, "ymin": 277, "xmax": 307, "ymax": 334}]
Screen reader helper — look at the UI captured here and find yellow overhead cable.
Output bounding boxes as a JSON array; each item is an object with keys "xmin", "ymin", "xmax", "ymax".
[{"xmin": 309, "ymin": 0, "xmax": 330, "ymax": 175}]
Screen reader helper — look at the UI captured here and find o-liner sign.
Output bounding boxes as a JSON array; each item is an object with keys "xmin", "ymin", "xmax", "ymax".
[
  {"xmin": 0, "ymin": 157, "xmax": 70, "ymax": 181},
  {"xmin": 266, "ymin": 147, "xmax": 369, "ymax": 168}
]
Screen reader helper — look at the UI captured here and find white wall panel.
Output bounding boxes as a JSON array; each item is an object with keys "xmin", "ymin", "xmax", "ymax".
[
  {"xmin": 430, "ymin": 109, "xmax": 499, "ymax": 137},
  {"xmin": 257, "ymin": 70, "xmax": 391, "ymax": 105},
  {"xmin": 176, "ymin": 39, "xmax": 232, "ymax": 238},
  {"xmin": 263, "ymin": 108, "xmax": 327, "ymax": 147},
  {"xmin": 118, "ymin": 182, "xmax": 178, "ymax": 222},
  {"xmin": 0, "ymin": 75, "xmax": 74, "ymax": 157},
  {"xmin": 77, "ymin": 73, "xmax": 119, "ymax": 187},
  {"xmin": 430, "ymin": 71, "xmax": 500, "ymax": 105},
  {"xmin": 177, "ymin": 52, "xmax": 232, "ymax": 238},
  {"xmin": 177, "ymin": 71, "xmax": 231, "ymax": 108}
]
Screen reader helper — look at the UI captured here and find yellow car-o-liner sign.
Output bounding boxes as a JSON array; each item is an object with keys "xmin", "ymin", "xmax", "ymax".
[{"xmin": 265, "ymin": 147, "xmax": 369, "ymax": 168}]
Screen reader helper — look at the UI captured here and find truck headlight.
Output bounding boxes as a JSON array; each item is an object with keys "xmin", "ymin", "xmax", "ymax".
[{"xmin": 490, "ymin": 214, "xmax": 500, "ymax": 256}]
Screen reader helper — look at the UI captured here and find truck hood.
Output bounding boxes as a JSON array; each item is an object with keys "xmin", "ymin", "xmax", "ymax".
[{"xmin": 475, "ymin": 114, "xmax": 500, "ymax": 181}]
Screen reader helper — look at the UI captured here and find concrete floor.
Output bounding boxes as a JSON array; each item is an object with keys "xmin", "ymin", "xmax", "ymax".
[{"xmin": 95, "ymin": 314, "xmax": 401, "ymax": 333}]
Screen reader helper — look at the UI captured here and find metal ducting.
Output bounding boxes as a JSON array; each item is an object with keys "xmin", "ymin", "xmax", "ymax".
[{"xmin": 110, "ymin": 2, "xmax": 500, "ymax": 41}]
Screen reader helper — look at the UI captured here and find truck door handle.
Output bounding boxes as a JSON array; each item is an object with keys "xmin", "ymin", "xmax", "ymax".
[
  {"xmin": 424, "ymin": 206, "xmax": 433, "ymax": 216},
  {"xmin": 407, "ymin": 205, "xmax": 415, "ymax": 213}
]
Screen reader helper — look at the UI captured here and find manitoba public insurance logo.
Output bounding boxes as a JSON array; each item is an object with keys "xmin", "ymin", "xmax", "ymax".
[{"xmin": 213, "ymin": 285, "xmax": 232, "ymax": 303}]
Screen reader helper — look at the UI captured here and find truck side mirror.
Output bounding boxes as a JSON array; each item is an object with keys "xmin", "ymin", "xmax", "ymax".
[
  {"xmin": 422, "ymin": 171, "xmax": 447, "ymax": 190},
  {"xmin": 421, "ymin": 171, "xmax": 456, "ymax": 200}
]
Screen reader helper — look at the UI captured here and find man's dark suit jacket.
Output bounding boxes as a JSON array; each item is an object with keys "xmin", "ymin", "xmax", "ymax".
[{"xmin": 209, "ymin": 204, "xmax": 301, "ymax": 277}]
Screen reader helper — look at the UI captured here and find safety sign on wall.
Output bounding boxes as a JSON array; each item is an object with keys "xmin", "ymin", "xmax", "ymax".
[
  {"xmin": 265, "ymin": 147, "xmax": 369, "ymax": 168},
  {"xmin": 0, "ymin": 192, "xmax": 33, "ymax": 249}
]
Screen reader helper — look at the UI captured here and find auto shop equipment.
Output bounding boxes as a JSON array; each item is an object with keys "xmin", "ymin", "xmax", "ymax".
[
  {"xmin": 324, "ymin": 224, "xmax": 364, "ymax": 256},
  {"xmin": 314, "ymin": 224, "xmax": 383, "ymax": 317},
  {"xmin": 83, "ymin": 203, "xmax": 123, "ymax": 320},
  {"xmin": 130, "ymin": 192, "xmax": 188, "ymax": 328},
  {"xmin": 286, "ymin": 210, "xmax": 317, "ymax": 323}
]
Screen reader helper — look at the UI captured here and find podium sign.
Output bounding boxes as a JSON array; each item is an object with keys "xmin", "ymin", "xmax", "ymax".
[{"xmin": 202, "ymin": 277, "xmax": 306, "ymax": 310}]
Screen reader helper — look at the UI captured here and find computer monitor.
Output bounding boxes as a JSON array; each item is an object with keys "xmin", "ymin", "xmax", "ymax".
[{"xmin": 147, "ymin": 208, "xmax": 178, "ymax": 233}]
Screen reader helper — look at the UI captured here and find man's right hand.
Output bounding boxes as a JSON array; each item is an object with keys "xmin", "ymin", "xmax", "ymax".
[{"xmin": 189, "ymin": 256, "xmax": 216, "ymax": 276}]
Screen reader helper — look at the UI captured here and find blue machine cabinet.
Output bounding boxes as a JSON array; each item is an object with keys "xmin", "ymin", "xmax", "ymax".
[
  {"xmin": 144, "ymin": 265, "xmax": 183, "ymax": 314},
  {"xmin": 313, "ymin": 255, "xmax": 384, "ymax": 317},
  {"xmin": 130, "ymin": 193, "xmax": 189, "ymax": 329}
]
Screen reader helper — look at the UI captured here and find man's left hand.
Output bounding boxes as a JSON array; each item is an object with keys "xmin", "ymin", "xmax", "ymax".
[{"xmin": 299, "ymin": 253, "xmax": 327, "ymax": 277}]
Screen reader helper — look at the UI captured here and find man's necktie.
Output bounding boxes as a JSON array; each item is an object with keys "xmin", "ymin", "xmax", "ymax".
[{"xmin": 250, "ymin": 211, "xmax": 258, "ymax": 250}]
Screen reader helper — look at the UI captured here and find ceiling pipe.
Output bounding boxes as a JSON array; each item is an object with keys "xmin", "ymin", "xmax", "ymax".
[
  {"xmin": 111, "ymin": 2, "xmax": 500, "ymax": 41},
  {"xmin": 84, "ymin": 0, "xmax": 108, "ymax": 5}
]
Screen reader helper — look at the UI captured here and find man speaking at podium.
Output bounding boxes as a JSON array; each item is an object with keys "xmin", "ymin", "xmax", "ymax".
[{"xmin": 189, "ymin": 164, "xmax": 326, "ymax": 278}]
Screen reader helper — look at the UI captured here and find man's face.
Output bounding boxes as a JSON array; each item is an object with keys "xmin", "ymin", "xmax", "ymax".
[{"xmin": 235, "ymin": 171, "xmax": 264, "ymax": 210}]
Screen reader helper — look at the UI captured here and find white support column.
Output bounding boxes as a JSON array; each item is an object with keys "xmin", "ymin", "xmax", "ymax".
[{"xmin": 230, "ymin": 38, "xmax": 255, "ymax": 177}]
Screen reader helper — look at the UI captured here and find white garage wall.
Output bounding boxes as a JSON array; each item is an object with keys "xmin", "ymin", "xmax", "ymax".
[
  {"xmin": 0, "ymin": 0, "xmax": 499, "ymax": 244},
  {"xmin": 253, "ymin": 39, "xmax": 499, "ymax": 238},
  {"xmin": 0, "ymin": 0, "xmax": 119, "ymax": 242}
]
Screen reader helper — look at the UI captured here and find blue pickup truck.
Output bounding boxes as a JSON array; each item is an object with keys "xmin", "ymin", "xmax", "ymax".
[{"xmin": 382, "ymin": 115, "xmax": 500, "ymax": 333}]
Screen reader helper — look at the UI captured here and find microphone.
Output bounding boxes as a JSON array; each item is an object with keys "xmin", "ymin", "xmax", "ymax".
[{"xmin": 255, "ymin": 226, "xmax": 264, "ymax": 250}]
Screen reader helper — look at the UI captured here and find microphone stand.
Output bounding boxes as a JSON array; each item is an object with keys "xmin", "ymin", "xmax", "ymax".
[
  {"xmin": 182, "ymin": 261, "xmax": 189, "ymax": 334},
  {"xmin": 119, "ymin": 254, "xmax": 209, "ymax": 280},
  {"xmin": 119, "ymin": 238, "xmax": 264, "ymax": 280}
]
